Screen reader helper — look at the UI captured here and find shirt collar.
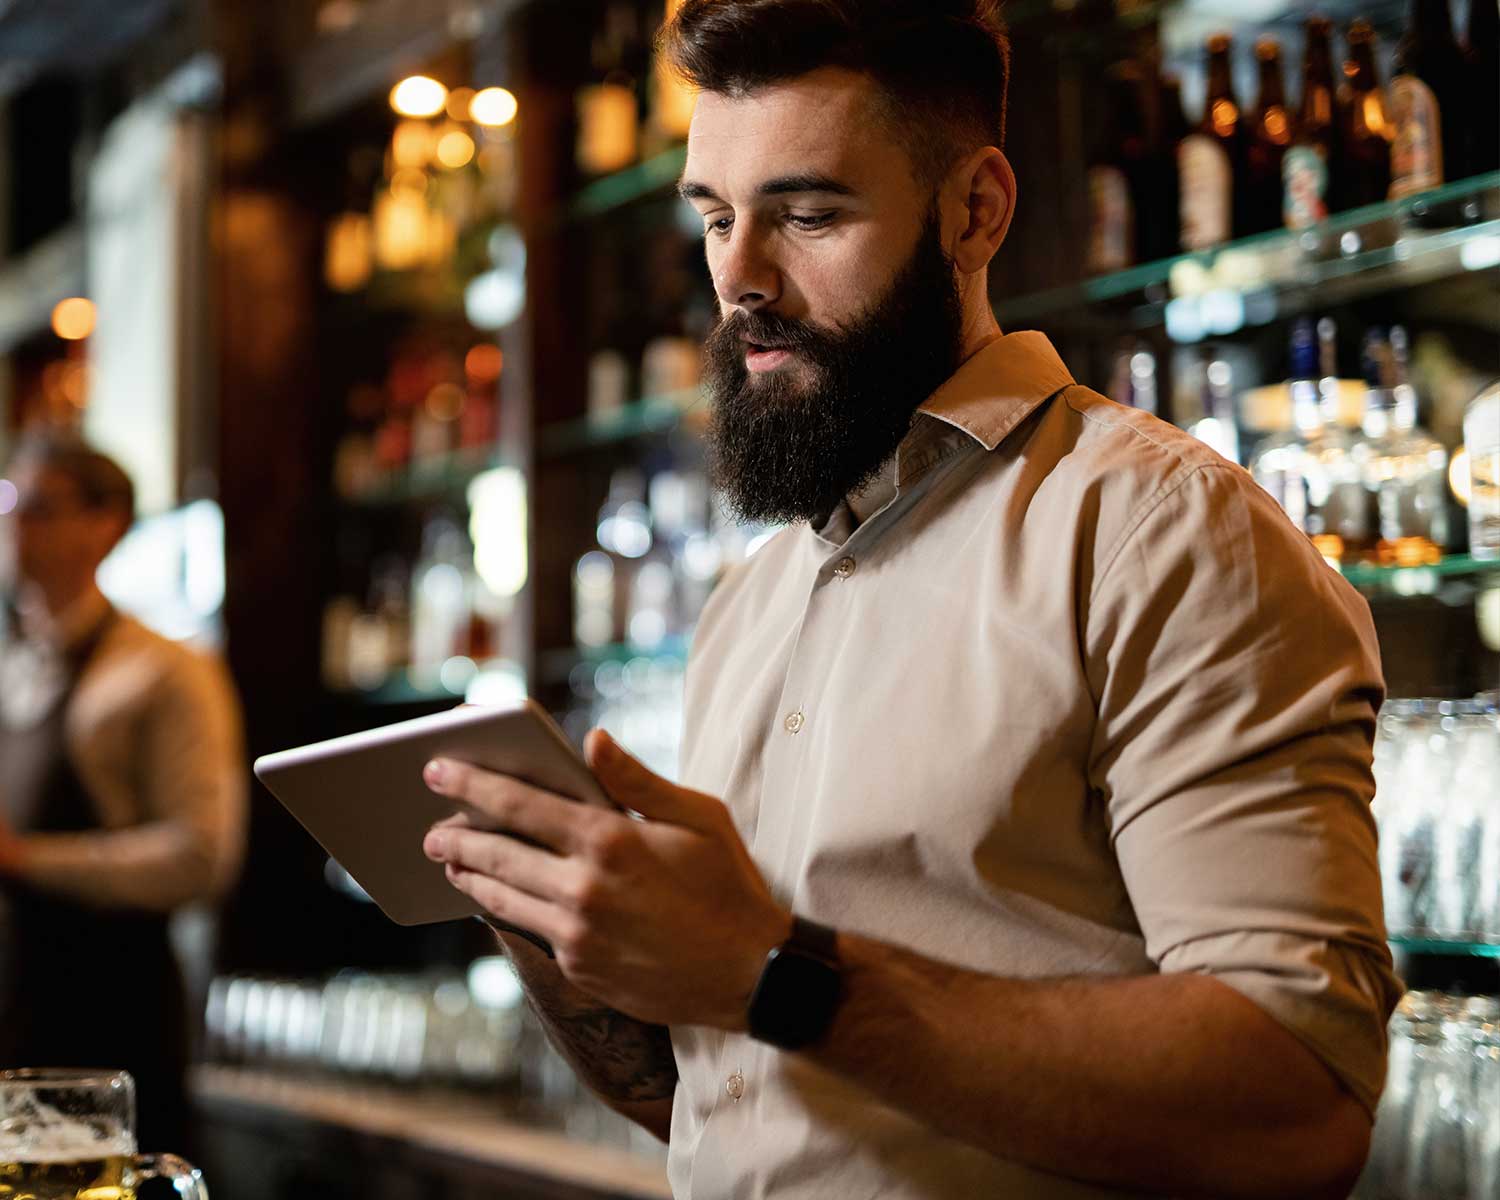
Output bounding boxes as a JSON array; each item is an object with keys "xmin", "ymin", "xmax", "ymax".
[
  {"xmin": 915, "ymin": 330, "xmax": 1075, "ymax": 452},
  {"xmin": 811, "ymin": 331, "xmax": 1075, "ymax": 543}
]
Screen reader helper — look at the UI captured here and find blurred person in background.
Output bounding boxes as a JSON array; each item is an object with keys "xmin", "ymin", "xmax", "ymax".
[
  {"xmin": 419, "ymin": 1, "xmax": 1402, "ymax": 1197},
  {"xmin": 0, "ymin": 433, "xmax": 246, "ymax": 1153}
]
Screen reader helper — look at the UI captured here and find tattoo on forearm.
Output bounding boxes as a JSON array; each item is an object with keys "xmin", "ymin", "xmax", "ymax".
[{"xmin": 540, "ymin": 1006, "xmax": 679, "ymax": 1103}]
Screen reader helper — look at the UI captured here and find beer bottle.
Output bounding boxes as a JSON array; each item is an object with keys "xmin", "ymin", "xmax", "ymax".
[
  {"xmin": 1086, "ymin": 65, "xmax": 1149, "ymax": 273},
  {"xmin": 1389, "ymin": 0, "xmax": 1469, "ymax": 196},
  {"xmin": 1338, "ymin": 20, "xmax": 1394, "ymax": 209},
  {"xmin": 1180, "ymin": 34, "xmax": 1242, "ymax": 250},
  {"xmin": 1284, "ymin": 16, "xmax": 1339, "ymax": 229},
  {"xmin": 1244, "ymin": 38, "xmax": 1293, "ymax": 235},
  {"xmin": 1148, "ymin": 72, "xmax": 1190, "ymax": 260},
  {"xmin": 1465, "ymin": 0, "xmax": 1499, "ymax": 175}
]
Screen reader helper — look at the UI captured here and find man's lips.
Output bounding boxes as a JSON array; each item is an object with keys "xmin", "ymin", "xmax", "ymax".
[{"xmin": 744, "ymin": 342, "xmax": 794, "ymax": 373}]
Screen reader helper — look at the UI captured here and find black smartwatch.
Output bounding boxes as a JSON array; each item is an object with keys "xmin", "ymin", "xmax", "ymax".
[{"xmin": 746, "ymin": 916, "xmax": 843, "ymax": 1050}]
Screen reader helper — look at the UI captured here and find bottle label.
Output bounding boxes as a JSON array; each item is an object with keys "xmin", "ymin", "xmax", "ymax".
[
  {"xmin": 1179, "ymin": 135, "xmax": 1232, "ymax": 250},
  {"xmin": 1388, "ymin": 76, "xmax": 1444, "ymax": 198},
  {"xmin": 1086, "ymin": 166, "xmax": 1134, "ymax": 273},
  {"xmin": 1283, "ymin": 145, "xmax": 1328, "ymax": 229}
]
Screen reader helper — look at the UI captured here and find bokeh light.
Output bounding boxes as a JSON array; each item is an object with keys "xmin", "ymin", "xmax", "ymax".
[
  {"xmin": 0, "ymin": 479, "xmax": 17, "ymax": 516},
  {"xmin": 390, "ymin": 76, "xmax": 447, "ymax": 118},
  {"xmin": 435, "ymin": 128, "xmax": 475, "ymax": 169},
  {"xmin": 469, "ymin": 87, "xmax": 518, "ymax": 128},
  {"xmin": 464, "ymin": 344, "xmax": 503, "ymax": 383},
  {"xmin": 51, "ymin": 297, "xmax": 96, "ymax": 341},
  {"xmin": 445, "ymin": 87, "xmax": 475, "ymax": 122}
]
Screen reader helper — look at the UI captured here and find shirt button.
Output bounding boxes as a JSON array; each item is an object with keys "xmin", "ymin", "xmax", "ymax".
[
  {"xmin": 784, "ymin": 710, "xmax": 805, "ymax": 735},
  {"xmin": 833, "ymin": 556, "xmax": 856, "ymax": 579},
  {"xmin": 726, "ymin": 1071, "xmax": 745, "ymax": 1101}
]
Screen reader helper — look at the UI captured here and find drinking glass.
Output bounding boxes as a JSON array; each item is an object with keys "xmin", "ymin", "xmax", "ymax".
[{"xmin": 0, "ymin": 1068, "xmax": 207, "ymax": 1199}]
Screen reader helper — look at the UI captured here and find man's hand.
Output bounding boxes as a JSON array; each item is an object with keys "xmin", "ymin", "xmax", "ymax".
[{"xmin": 422, "ymin": 729, "xmax": 790, "ymax": 1030}]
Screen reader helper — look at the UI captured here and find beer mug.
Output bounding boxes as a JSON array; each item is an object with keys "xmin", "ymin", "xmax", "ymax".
[{"xmin": 0, "ymin": 1069, "xmax": 207, "ymax": 1199}]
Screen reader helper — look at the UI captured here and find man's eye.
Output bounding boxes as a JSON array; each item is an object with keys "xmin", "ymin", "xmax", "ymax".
[
  {"xmin": 786, "ymin": 213, "xmax": 836, "ymax": 231},
  {"xmin": 705, "ymin": 216, "xmax": 734, "ymax": 238}
]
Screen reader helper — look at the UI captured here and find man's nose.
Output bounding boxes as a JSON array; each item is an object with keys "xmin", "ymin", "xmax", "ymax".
[{"xmin": 712, "ymin": 227, "xmax": 781, "ymax": 311}]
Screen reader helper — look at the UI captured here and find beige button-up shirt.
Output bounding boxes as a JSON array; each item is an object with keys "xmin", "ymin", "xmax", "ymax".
[{"xmin": 668, "ymin": 331, "xmax": 1402, "ymax": 1199}]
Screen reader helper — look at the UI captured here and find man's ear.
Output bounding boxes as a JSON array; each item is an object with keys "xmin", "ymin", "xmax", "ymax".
[{"xmin": 948, "ymin": 147, "xmax": 1016, "ymax": 275}]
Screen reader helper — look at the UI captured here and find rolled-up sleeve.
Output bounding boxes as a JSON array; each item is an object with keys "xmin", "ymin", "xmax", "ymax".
[{"xmin": 1086, "ymin": 461, "xmax": 1405, "ymax": 1117}]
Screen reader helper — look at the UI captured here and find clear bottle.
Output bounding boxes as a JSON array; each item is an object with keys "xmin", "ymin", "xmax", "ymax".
[
  {"xmin": 1465, "ymin": 381, "xmax": 1500, "ymax": 560},
  {"xmin": 1250, "ymin": 318, "xmax": 1367, "ymax": 563},
  {"xmin": 1356, "ymin": 326, "xmax": 1450, "ymax": 565},
  {"xmin": 1186, "ymin": 354, "xmax": 1241, "ymax": 464}
]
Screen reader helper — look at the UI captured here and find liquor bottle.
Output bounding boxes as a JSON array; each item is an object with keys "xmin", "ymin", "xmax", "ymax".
[
  {"xmin": 1356, "ymin": 327, "xmax": 1449, "ymax": 564},
  {"xmin": 1389, "ymin": 0, "xmax": 1469, "ymax": 197},
  {"xmin": 1243, "ymin": 38, "xmax": 1293, "ymax": 236},
  {"xmin": 1465, "ymin": 0, "xmax": 1500, "ymax": 175},
  {"xmin": 1179, "ymin": 35, "xmax": 1242, "ymax": 251},
  {"xmin": 1145, "ymin": 71, "xmax": 1189, "ymax": 261},
  {"xmin": 1108, "ymin": 340, "xmax": 1160, "ymax": 415},
  {"xmin": 1187, "ymin": 354, "xmax": 1241, "ymax": 464},
  {"xmin": 1250, "ymin": 318, "xmax": 1368, "ymax": 563},
  {"xmin": 1284, "ymin": 16, "xmax": 1338, "ymax": 230},
  {"xmin": 576, "ymin": 2, "xmax": 641, "ymax": 176},
  {"xmin": 1338, "ymin": 21, "xmax": 1395, "ymax": 211},
  {"xmin": 1086, "ymin": 66, "xmax": 1146, "ymax": 273}
]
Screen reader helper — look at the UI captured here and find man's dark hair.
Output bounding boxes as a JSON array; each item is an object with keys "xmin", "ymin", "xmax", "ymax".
[
  {"xmin": 8, "ymin": 432, "xmax": 136, "ymax": 527},
  {"xmin": 660, "ymin": 0, "xmax": 1010, "ymax": 188}
]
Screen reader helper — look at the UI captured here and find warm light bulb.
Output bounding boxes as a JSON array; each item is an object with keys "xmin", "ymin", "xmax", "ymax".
[
  {"xmin": 436, "ymin": 128, "xmax": 476, "ymax": 169},
  {"xmin": 51, "ymin": 297, "xmax": 96, "ymax": 341},
  {"xmin": 390, "ymin": 76, "xmax": 448, "ymax": 118},
  {"xmin": 469, "ymin": 87, "xmax": 519, "ymax": 127}
]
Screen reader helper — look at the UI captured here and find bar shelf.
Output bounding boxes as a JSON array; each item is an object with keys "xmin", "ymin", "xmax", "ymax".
[
  {"xmin": 537, "ymin": 391, "xmax": 707, "ymax": 457},
  {"xmin": 339, "ymin": 447, "xmax": 521, "ymax": 508},
  {"xmin": 994, "ymin": 172, "xmax": 1500, "ymax": 336},
  {"xmin": 1389, "ymin": 935, "xmax": 1500, "ymax": 959},
  {"xmin": 1338, "ymin": 554, "xmax": 1500, "ymax": 597}
]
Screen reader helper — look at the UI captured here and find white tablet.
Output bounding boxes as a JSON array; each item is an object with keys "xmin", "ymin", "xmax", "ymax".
[{"xmin": 253, "ymin": 700, "xmax": 614, "ymax": 926}]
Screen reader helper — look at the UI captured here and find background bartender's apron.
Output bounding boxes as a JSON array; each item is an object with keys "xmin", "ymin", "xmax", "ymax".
[{"xmin": 0, "ymin": 609, "xmax": 190, "ymax": 1151}]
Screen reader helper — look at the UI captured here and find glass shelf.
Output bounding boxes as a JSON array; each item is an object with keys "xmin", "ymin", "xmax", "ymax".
[
  {"xmin": 1339, "ymin": 554, "xmax": 1500, "ymax": 597},
  {"xmin": 1389, "ymin": 935, "xmax": 1500, "ymax": 960},
  {"xmin": 539, "ymin": 636, "xmax": 691, "ymax": 686},
  {"xmin": 994, "ymin": 172, "xmax": 1500, "ymax": 337},
  {"xmin": 569, "ymin": 145, "xmax": 688, "ymax": 220},
  {"xmin": 339, "ymin": 447, "xmax": 519, "ymax": 508},
  {"xmin": 537, "ymin": 391, "xmax": 707, "ymax": 457},
  {"xmin": 329, "ymin": 670, "xmax": 463, "ymax": 707}
]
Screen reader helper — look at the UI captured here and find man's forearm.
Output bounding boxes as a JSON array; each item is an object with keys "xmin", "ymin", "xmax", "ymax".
[
  {"xmin": 494, "ymin": 929, "xmax": 676, "ymax": 1140},
  {"xmin": 805, "ymin": 932, "xmax": 1370, "ymax": 1200}
]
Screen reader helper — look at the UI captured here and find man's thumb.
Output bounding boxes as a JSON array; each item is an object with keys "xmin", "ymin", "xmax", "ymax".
[{"xmin": 585, "ymin": 729, "xmax": 705, "ymax": 826}]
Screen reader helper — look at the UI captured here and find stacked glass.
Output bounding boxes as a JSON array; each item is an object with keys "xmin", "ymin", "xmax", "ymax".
[
  {"xmin": 1372, "ymin": 696, "xmax": 1500, "ymax": 943},
  {"xmin": 1358, "ymin": 991, "xmax": 1500, "ymax": 1199}
]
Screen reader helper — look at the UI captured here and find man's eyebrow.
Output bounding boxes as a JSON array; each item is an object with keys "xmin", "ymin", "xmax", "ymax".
[{"xmin": 677, "ymin": 174, "xmax": 857, "ymax": 202}]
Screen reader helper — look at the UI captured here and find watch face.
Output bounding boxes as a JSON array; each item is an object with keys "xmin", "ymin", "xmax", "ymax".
[{"xmin": 748, "ymin": 946, "xmax": 842, "ymax": 1050}]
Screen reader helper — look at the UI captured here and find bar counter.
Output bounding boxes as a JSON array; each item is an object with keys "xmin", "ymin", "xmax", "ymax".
[{"xmin": 190, "ymin": 1065, "xmax": 672, "ymax": 1200}]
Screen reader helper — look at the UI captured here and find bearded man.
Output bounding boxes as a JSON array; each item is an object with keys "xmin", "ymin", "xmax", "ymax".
[{"xmin": 420, "ymin": 2, "xmax": 1401, "ymax": 1195}]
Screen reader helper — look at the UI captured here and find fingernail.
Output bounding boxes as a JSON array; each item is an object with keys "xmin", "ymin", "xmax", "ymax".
[
  {"xmin": 424, "ymin": 830, "xmax": 449, "ymax": 861},
  {"xmin": 424, "ymin": 760, "xmax": 446, "ymax": 786}
]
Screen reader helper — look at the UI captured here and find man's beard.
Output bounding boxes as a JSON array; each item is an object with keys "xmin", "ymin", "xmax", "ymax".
[{"xmin": 700, "ymin": 208, "xmax": 965, "ymax": 526}]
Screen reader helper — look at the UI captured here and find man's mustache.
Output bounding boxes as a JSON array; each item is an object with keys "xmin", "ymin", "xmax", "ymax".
[{"xmin": 712, "ymin": 309, "xmax": 829, "ymax": 353}]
